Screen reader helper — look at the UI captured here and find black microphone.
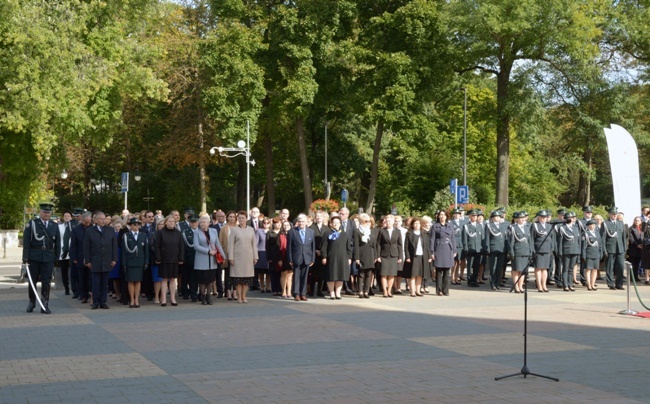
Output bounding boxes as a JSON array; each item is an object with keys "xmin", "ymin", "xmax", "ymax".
[{"xmin": 549, "ymin": 219, "xmax": 570, "ymax": 225}]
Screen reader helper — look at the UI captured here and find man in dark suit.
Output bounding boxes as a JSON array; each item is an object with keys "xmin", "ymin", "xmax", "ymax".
[
  {"xmin": 22, "ymin": 203, "xmax": 61, "ymax": 314},
  {"xmin": 69, "ymin": 212, "xmax": 92, "ymax": 302},
  {"xmin": 339, "ymin": 207, "xmax": 357, "ymax": 294},
  {"xmin": 247, "ymin": 207, "xmax": 261, "ymax": 230},
  {"xmin": 287, "ymin": 214, "xmax": 315, "ymax": 301},
  {"xmin": 83, "ymin": 211, "xmax": 118, "ymax": 309}
]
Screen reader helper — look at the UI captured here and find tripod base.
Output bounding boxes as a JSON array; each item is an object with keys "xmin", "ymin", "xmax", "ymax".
[{"xmin": 495, "ymin": 365, "xmax": 559, "ymax": 382}]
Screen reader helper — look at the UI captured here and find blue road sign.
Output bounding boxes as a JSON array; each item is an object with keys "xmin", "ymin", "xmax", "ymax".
[
  {"xmin": 456, "ymin": 185, "xmax": 469, "ymax": 204},
  {"xmin": 341, "ymin": 188, "xmax": 348, "ymax": 203},
  {"xmin": 450, "ymin": 179, "xmax": 457, "ymax": 194},
  {"xmin": 121, "ymin": 172, "xmax": 129, "ymax": 193}
]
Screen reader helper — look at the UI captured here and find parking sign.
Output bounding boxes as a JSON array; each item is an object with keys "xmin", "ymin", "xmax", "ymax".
[{"xmin": 456, "ymin": 186, "xmax": 469, "ymax": 204}]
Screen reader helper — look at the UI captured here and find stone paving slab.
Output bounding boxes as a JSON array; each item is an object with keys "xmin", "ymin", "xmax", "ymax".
[
  {"xmin": 0, "ymin": 313, "xmax": 93, "ymax": 329},
  {"xmin": 0, "ymin": 353, "xmax": 165, "ymax": 387},
  {"xmin": 1, "ymin": 276, "xmax": 650, "ymax": 403},
  {"xmin": 410, "ymin": 333, "xmax": 595, "ymax": 356}
]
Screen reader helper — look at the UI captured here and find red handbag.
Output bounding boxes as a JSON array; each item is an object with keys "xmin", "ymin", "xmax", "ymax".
[{"xmin": 216, "ymin": 250, "xmax": 225, "ymax": 265}]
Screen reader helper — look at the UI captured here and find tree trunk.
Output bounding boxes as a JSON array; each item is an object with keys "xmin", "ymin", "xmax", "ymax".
[
  {"xmin": 577, "ymin": 147, "xmax": 592, "ymax": 206},
  {"xmin": 365, "ymin": 120, "xmax": 384, "ymax": 213},
  {"xmin": 585, "ymin": 148, "xmax": 592, "ymax": 205},
  {"xmin": 296, "ymin": 118, "xmax": 313, "ymax": 213},
  {"xmin": 495, "ymin": 70, "xmax": 510, "ymax": 206},
  {"xmin": 264, "ymin": 130, "xmax": 275, "ymax": 216},
  {"xmin": 198, "ymin": 123, "xmax": 207, "ymax": 215}
]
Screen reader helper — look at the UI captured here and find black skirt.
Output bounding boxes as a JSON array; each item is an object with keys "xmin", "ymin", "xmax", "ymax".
[
  {"xmin": 158, "ymin": 262, "xmax": 179, "ymax": 278},
  {"xmin": 196, "ymin": 269, "xmax": 216, "ymax": 284}
]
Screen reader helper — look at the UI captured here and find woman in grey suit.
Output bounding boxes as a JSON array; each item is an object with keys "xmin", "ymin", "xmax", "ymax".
[{"xmin": 194, "ymin": 216, "xmax": 225, "ymax": 305}]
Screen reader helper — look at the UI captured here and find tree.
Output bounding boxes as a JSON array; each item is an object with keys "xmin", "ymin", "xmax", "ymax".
[{"xmin": 449, "ymin": 0, "xmax": 610, "ymax": 205}]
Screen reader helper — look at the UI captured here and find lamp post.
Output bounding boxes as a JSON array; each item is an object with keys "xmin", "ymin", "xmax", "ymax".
[
  {"xmin": 210, "ymin": 120, "xmax": 255, "ymax": 215},
  {"xmin": 462, "ymin": 87, "xmax": 467, "ymax": 186}
]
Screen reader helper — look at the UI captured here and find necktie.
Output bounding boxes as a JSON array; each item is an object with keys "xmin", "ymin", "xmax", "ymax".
[
  {"xmin": 300, "ymin": 229, "xmax": 305, "ymax": 243},
  {"xmin": 343, "ymin": 221, "xmax": 347, "ymax": 232},
  {"xmin": 97, "ymin": 226, "xmax": 102, "ymax": 233},
  {"xmin": 133, "ymin": 232, "xmax": 138, "ymax": 239}
]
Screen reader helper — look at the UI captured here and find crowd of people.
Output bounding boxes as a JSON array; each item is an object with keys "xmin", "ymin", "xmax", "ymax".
[{"xmin": 21, "ymin": 202, "xmax": 650, "ymax": 314}]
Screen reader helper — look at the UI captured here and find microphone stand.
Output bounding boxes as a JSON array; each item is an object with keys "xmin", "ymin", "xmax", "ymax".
[{"xmin": 495, "ymin": 220, "xmax": 563, "ymax": 382}]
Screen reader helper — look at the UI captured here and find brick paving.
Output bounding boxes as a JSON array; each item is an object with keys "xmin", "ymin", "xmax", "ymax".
[{"xmin": 1, "ymin": 247, "xmax": 649, "ymax": 403}]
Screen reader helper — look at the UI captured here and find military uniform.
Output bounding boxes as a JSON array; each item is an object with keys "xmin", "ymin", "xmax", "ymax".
[
  {"xmin": 582, "ymin": 226, "xmax": 603, "ymax": 269},
  {"xmin": 180, "ymin": 216, "xmax": 199, "ymax": 301},
  {"xmin": 558, "ymin": 213, "xmax": 581, "ymax": 290},
  {"xmin": 601, "ymin": 208, "xmax": 627, "ymax": 289},
  {"xmin": 483, "ymin": 211, "xmax": 509, "ymax": 290},
  {"xmin": 462, "ymin": 210, "xmax": 483, "ymax": 287},
  {"xmin": 508, "ymin": 222, "xmax": 533, "ymax": 272},
  {"xmin": 22, "ymin": 204, "xmax": 61, "ymax": 314},
  {"xmin": 552, "ymin": 208, "xmax": 567, "ymax": 287}
]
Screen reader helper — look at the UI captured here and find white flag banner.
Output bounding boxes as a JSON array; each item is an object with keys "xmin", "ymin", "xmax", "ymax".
[{"xmin": 603, "ymin": 124, "xmax": 641, "ymax": 225}]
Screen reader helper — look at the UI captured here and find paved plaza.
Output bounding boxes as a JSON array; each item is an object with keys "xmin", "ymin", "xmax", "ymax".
[{"xmin": 1, "ymin": 246, "xmax": 649, "ymax": 403}]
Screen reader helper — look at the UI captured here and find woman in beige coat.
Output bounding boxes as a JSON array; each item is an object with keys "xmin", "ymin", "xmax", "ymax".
[{"xmin": 228, "ymin": 211, "xmax": 258, "ymax": 303}]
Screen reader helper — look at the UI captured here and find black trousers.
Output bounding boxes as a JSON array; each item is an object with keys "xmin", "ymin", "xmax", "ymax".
[
  {"xmin": 358, "ymin": 267, "xmax": 373, "ymax": 295},
  {"xmin": 466, "ymin": 252, "xmax": 481, "ymax": 284},
  {"xmin": 91, "ymin": 271, "xmax": 109, "ymax": 305},
  {"xmin": 488, "ymin": 252, "xmax": 506, "ymax": 289},
  {"xmin": 78, "ymin": 263, "xmax": 91, "ymax": 299},
  {"xmin": 27, "ymin": 260, "xmax": 53, "ymax": 302},
  {"xmin": 435, "ymin": 268, "xmax": 450, "ymax": 295},
  {"xmin": 55, "ymin": 260, "xmax": 70, "ymax": 292}
]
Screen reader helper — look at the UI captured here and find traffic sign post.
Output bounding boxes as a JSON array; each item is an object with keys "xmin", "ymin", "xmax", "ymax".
[
  {"xmin": 450, "ymin": 179, "xmax": 457, "ymax": 194},
  {"xmin": 121, "ymin": 172, "xmax": 129, "ymax": 210},
  {"xmin": 456, "ymin": 185, "xmax": 469, "ymax": 205}
]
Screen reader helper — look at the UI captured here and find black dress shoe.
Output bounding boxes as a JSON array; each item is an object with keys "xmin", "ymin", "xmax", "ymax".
[
  {"xmin": 609, "ymin": 287, "xmax": 616, "ymax": 290},
  {"xmin": 26, "ymin": 301, "xmax": 35, "ymax": 313},
  {"xmin": 91, "ymin": 305, "xmax": 99, "ymax": 310},
  {"xmin": 100, "ymin": 304, "xmax": 110, "ymax": 309},
  {"xmin": 72, "ymin": 294, "xmax": 79, "ymax": 299},
  {"xmin": 129, "ymin": 304, "xmax": 135, "ymax": 308},
  {"xmin": 616, "ymin": 286, "xmax": 625, "ymax": 290},
  {"xmin": 171, "ymin": 302, "xmax": 178, "ymax": 306}
]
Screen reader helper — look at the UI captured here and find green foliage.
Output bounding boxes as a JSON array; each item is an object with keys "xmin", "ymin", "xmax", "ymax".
[{"xmin": 4, "ymin": 0, "xmax": 650, "ymax": 227}]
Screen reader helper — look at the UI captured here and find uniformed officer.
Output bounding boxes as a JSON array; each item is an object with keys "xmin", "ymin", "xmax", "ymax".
[
  {"xmin": 558, "ymin": 211, "xmax": 581, "ymax": 291},
  {"xmin": 462, "ymin": 209, "xmax": 483, "ymax": 287},
  {"xmin": 121, "ymin": 217, "xmax": 149, "ymax": 308},
  {"xmin": 484, "ymin": 210, "xmax": 508, "ymax": 290},
  {"xmin": 22, "ymin": 203, "xmax": 61, "ymax": 314},
  {"xmin": 508, "ymin": 212, "xmax": 533, "ymax": 293},
  {"xmin": 601, "ymin": 207, "xmax": 627, "ymax": 290},
  {"xmin": 576, "ymin": 205, "xmax": 594, "ymax": 286},
  {"xmin": 178, "ymin": 208, "xmax": 194, "ymax": 232},
  {"xmin": 582, "ymin": 219, "xmax": 603, "ymax": 291},
  {"xmin": 531, "ymin": 210, "xmax": 554, "ymax": 292},
  {"xmin": 450, "ymin": 209, "xmax": 464, "ymax": 285},
  {"xmin": 553, "ymin": 208, "xmax": 567, "ymax": 288},
  {"xmin": 181, "ymin": 214, "xmax": 199, "ymax": 302}
]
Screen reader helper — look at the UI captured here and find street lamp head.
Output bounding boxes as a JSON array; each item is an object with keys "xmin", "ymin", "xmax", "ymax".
[
  {"xmin": 209, "ymin": 147, "xmax": 217, "ymax": 156},
  {"xmin": 134, "ymin": 174, "xmax": 141, "ymax": 182},
  {"xmin": 250, "ymin": 159, "xmax": 256, "ymax": 167},
  {"xmin": 60, "ymin": 169, "xmax": 68, "ymax": 180},
  {"xmin": 237, "ymin": 140, "xmax": 246, "ymax": 148}
]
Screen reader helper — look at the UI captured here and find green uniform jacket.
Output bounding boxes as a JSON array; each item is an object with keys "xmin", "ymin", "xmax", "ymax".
[{"xmin": 22, "ymin": 218, "xmax": 61, "ymax": 263}]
